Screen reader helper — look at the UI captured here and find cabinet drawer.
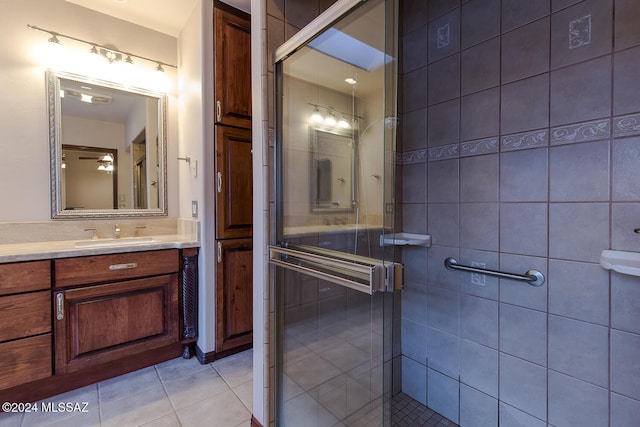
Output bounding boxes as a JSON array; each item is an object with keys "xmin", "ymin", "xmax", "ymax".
[
  {"xmin": 0, "ymin": 260, "xmax": 51, "ymax": 296},
  {"xmin": 0, "ymin": 291, "xmax": 51, "ymax": 343},
  {"xmin": 0, "ymin": 334, "xmax": 52, "ymax": 390},
  {"xmin": 54, "ymin": 249, "xmax": 179, "ymax": 288}
]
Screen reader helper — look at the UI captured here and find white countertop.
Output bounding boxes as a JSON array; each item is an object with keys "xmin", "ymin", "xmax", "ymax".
[{"xmin": 0, "ymin": 234, "xmax": 200, "ymax": 263}]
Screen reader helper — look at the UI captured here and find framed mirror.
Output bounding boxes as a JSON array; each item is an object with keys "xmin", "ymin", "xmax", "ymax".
[
  {"xmin": 47, "ymin": 69, "xmax": 167, "ymax": 218},
  {"xmin": 309, "ymin": 126, "xmax": 355, "ymax": 212}
]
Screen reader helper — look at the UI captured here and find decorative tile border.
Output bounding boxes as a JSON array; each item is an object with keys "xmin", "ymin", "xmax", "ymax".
[
  {"xmin": 437, "ymin": 23, "xmax": 450, "ymax": 48},
  {"xmin": 397, "ymin": 149, "xmax": 427, "ymax": 165},
  {"xmin": 460, "ymin": 137, "xmax": 499, "ymax": 157},
  {"xmin": 613, "ymin": 113, "xmax": 640, "ymax": 137},
  {"xmin": 428, "ymin": 143, "xmax": 459, "ymax": 162},
  {"xmin": 550, "ymin": 118, "xmax": 610, "ymax": 145},
  {"xmin": 501, "ymin": 129, "xmax": 549, "ymax": 152}
]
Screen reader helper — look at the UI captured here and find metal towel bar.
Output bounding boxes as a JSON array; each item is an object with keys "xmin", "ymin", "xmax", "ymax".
[{"xmin": 444, "ymin": 257, "xmax": 545, "ymax": 287}]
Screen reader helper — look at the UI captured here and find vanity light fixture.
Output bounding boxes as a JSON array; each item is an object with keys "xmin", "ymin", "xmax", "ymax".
[
  {"xmin": 310, "ymin": 106, "xmax": 324, "ymax": 123},
  {"xmin": 28, "ymin": 24, "xmax": 176, "ymax": 91},
  {"xmin": 308, "ymin": 104, "xmax": 357, "ymax": 131},
  {"xmin": 337, "ymin": 116, "xmax": 351, "ymax": 129},
  {"xmin": 324, "ymin": 110, "xmax": 337, "ymax": 126}
]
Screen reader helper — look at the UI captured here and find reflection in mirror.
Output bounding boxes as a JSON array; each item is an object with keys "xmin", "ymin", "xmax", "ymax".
[
  {"xmin": 309, "ymin": 127, "xmax": 354, "ymax": 212},
  {"xmin": 47, "ymin": 69, "xmax": 167, "ymax": 218}
]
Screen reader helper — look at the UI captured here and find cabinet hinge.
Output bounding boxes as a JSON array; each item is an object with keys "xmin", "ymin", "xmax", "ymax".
[
  {"xmin": 56, "ymin": 293, "xmax": 64, "ymax": 320},
  {"xmin": 217, "ymin": 241, "xmax": 223, "ymax": 263}
]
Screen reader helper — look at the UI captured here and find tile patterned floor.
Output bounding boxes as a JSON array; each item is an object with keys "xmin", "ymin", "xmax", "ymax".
[
  {"xmin": 0, "ymin": 349, "xmax": 253, "ymax": 427},
  {"xmin": 391, "ymin": 393, "xmax": 458, "ymax": 427}
]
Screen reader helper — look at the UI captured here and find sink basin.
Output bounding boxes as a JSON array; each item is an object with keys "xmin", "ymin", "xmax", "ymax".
[
  {"xmin": 600, "ymin": 250, "xmax": 640, "ymax": 277},
  {"xmin": 74, "ymin": 237, "xmax": 159, "ymax": 248}
]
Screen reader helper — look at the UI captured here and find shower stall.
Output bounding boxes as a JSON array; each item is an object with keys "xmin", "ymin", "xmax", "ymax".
[{"xmin": 272, "ymin": 0, "xmax": 402, "ymax": 425}]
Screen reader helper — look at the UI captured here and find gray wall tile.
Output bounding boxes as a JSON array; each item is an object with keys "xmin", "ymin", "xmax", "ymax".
[
  {"xmin": 548, "ymin": 315, "xmax": 609, "ymax": 387},
  {"xmin": 500, "ymin": 203, "xmax": 548, "ymax": 257},
  {"xmin": 549, "ymin": 203, "xmax": 610, "ymax": 262},
  {"xmin": 428, "ymin": 9, "xmax": 461, "ymax": 63},
  {"xmin": 550, "ymin": 0, "xmax": 613, "ymax": 69},
  {"xmin": 427, "ymin": 327, "xmax": 460, "ymax": 378},
  {"xmin": 284, "ymin": 0, "xmax": 319, "ymax": 29},
  {"xmin": 427, "ymin": 158, "xmax": 459, "ymax": 202},
  {"xmin": 427, "ymin": 286, "xmax": 459, "ymax": 335},
  {"xmin": 460, "ymin": 154, "xmax": 499, "ymax": 202},
  {"xmin": 401, "ymin": 108, "xmax": 428, "ymax": 152},
  {"xmin": 499, "ymin": 353, "xmax": 547, "ymax": 420},
  {"xmin": 427, "ymin": 100, "xmax": 460, "ymax": 147},
  {"xmin": 460, "ymin": 385, "xmax": 498, "ymax": 427},
  {"xmin": 460, "ymin": 339, "xmax": 499, "ymax": 397},
  {"xmin": 549, "ymin": 259, "xmax": 609, "ymax": 326},
  {"xmin": 502, "ymin": 0, "xmax": 550, "ymax": 33},
  {"xmin": 548, "ymin": 370, "xmax": 609, "ymax": 427},
  {"xmin": 402, "ymin": 163, "xmax": 427, "ymax": 203},
  {"xmin": 401, "ymin": 356, "xmax": 427, "ymax": 405},
  {"xmin": 428, "ymin": 55, "xmax": 461, "ymax": 105},
  {"xmin": 427, "ymin": 245, "xmax": 460, "ymax": 290},
  {"xmin": 501, "ymin": 74, "xmax": 549, "ymax": 135},
  {"xmin": 402, "ymin": 67, "xmax": 428, "ymax": 113},
  {"xmin": 401, "ymin": 282, "xmax": 428, "ymax": 325},
  {"xmin": 460, "ymin": 294, "xmax": 499, "ymax": 348},
  {"xmin": 401, "ymin": 0, "xmax": 429, "ymax": 35},
  {"xmin": 460, "ymin": 203, "xmax": 499, "ymax": 251},
  {"xmin": 402, "ymin": 246, "xmax": 429, "ymax": 284},
  {"xmin": 612, "ymin": 273, "xmax": 640, "ymax": 335},
  {"xmin": 459, "ymin": 249, "xmax": 499, "ymax": 300},
  {"xmin": 402, "ymin": 26, "xmax": 428, "ymax": 74},
  {"xmin": 461, "ymin": 88, "xmax": 500, "ymax": 141},
  {"xmin": 611, "ymin": 329, "xmax": 640, "ymax": 401},
  {"xmin": 499, "ymin": 254, "xmax": 548, "ymax": 311},
  {"xmin": 401, "ymin": 318, "xmax": 427, "ymax": 363},
  {"xmin": 550, "ymin": 56, "xmax": 612, "ymax": 126},
  {"xmin": 500, "ymin": 148, "xmax": 549, "ymax": 202},
  {"xmin": 461, "ymin": 0, "xmax": 500, "ymax": 49},
  {"xmin": 427, "ymin": 368, "xmax": 460, "ymax": 423},
  {"xmin": 611, "ymin": 393, "xmax": 640, "ymax": 427},
  {"xmin": 612, "ymin": 137, "xmax": 640, "ymax": 201},
  {"xmin": 461, "ymin": 37, "xmax": 500, "ymax": 95},
  {"xmin": 550, "ymin": 140, "xmax": 610, "ymax": 202},
  {"xmin": 429, "ymin": 0, "xmax": 460, "ymax": 22},
  {"xmin": 613, "ymin": 204, "xmax": 640, "ymax": 251},
  {"xmin": 428, "ymin": 204, "xmax": 460, "ymax": 246},
  {"xmin": 500, "ymin": 304, "xmax": 547, "ymax": 366},
  {"xmin": 502, "ymin": 18, "xmax": 550, "ymax": 84},
  {"xmin": 402, "ymin": 203, "xmax": 427, "ymax": 234},
  {"xmin": 552, "ymin": 0, "xmax": 583, "ymax": 12},
  {"xmin": 499, "ymin": 402, "xmax": 546, "ymax": 427},
  {"xmin": 614, "ymin": 46, "xmax": 640, "ymax": 115},
  {"xmin": 614, "ymin": 0, "xmax": 640, "ymax": 51}
]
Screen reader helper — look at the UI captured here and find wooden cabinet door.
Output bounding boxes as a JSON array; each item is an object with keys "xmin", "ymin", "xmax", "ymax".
[
  {"xmin": 216, "ymin": 126, "xmax": 253, "ymax": 239},
  {"xmin": 216, "ymin": 238, "xmax": 253, "ymax": 353},
  {"xmin": 214, "ymin": 7, "xmax": 251, "ymax": 129},
  {"xmin": 54, "ymin": 275, "xmax": 178, "ymax": 374}
]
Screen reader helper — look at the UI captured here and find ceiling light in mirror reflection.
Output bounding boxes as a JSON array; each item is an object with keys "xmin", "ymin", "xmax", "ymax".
[{"xmin": 308, "ymin": 104, "xmax": 353, "ymax": 130}]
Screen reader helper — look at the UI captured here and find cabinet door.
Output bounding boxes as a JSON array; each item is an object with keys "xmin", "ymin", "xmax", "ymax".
[
  {"xmin": 214, "ymin": 7, "xmax": 251, "ymax": 128},
  {"xmin": 216, "ymin": 126, "xmax": 253, "ymax": 239},
  {"xmin": 54, "ymin": 275, "xmax": 178, "ymax": 374},
  {"xmin": 216, "ymin": 238, "xmax": 252, "ymax": 353}
]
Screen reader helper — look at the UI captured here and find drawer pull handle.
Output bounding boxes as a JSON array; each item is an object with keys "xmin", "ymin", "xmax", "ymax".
[
  {"xmin": 109, "ymin": 262, "xmax": 138, "ymax": 271},
  {"xmin": 56, "ymin": 293, "xmax": 64, "ymax": 320}
]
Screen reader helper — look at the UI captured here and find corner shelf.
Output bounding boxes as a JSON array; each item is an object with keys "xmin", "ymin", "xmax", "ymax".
[
  {"xmin": 380, "ymin": 233, "xmax": 431, "ymax": 248},
  {"xmin": 600, "ymin": 250, "xmax": 640, "ymax": 278}
]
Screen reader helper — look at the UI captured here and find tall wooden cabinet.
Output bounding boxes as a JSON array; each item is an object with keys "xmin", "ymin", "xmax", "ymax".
[{"xmin": 212, "ymin": 2, "xmax": 253, "ymax": 357}]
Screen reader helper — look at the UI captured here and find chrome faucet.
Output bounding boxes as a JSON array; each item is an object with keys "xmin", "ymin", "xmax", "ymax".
[{"xmin": 114, "ymin": 224, "xmax": 121, "ymax": 239}]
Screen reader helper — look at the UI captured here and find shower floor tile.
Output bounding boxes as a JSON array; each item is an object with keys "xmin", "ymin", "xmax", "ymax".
[{"xmin": 391, "ymin": 393, "xmax": 459, "ymax": 427}]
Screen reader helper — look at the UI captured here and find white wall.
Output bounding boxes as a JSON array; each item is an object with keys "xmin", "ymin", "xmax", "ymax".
[{"xmin": 0, "ymin": 0, "xmax": 178, "ymax": 221}]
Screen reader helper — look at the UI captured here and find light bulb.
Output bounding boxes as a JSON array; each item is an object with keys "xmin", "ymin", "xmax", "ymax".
[
  {"xmin": 338, "ymin": 117, "xmax": 351, "ymax": 129},
  {"xmin": 105, "ymin": 164, "xmax": 114, "ymax": 172},
  {"xmin": 324, "ymin": 112, "xmax": 337, "ymax": 126},
  {"xmin": 150, "ymin": 63, "xmax": 172, "ymax": 92},
  {"xmin": 102, "ymin": 154, "xmax": 113, "ymax": 162},
  {"xmin": 310, "ymin": 107, "xmax": 323, "ymax": 123},
  {"xmin": 97, "ymin": 164, "xmax": 106, "ymax": 171}
]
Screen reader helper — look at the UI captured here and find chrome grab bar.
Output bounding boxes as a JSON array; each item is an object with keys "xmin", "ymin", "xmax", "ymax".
[
  {"xmin": 269, "ymin": 245, "xmax": 402, "ymax": 294},
  {"xmin": 444, "ymin": 257, "xmax": 545, "ymax": 287}
]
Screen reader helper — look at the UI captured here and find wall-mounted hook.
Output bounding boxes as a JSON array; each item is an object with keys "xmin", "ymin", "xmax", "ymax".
[
  {"xmin": 634, "ymin": 228, "xmax": 640, "ymax": 234},
  {"xmin": 177, "ymin": 156, "xmax": 191, "ymax": 163},
  {"xmin": 178, "ymin": 156, "xmax": 197, "ymax": 177},
  {"xmin": 371, "ymin": 174, "xmax": 380, "ymax": 179}
]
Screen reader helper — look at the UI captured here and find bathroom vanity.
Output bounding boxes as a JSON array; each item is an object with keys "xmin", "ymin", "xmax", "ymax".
[{"xmin": 0, "ymin": 231, "xmax": 198, "ymax": 405}]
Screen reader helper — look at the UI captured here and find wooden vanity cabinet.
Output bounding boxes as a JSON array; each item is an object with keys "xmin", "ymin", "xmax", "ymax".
[
  {"xmin": 53, "ymin": 250, "xmax": 180, "ymax": 374},
  {"xmin": 0, "ymin": 260, "xmax": 52, "ymax": 391}
]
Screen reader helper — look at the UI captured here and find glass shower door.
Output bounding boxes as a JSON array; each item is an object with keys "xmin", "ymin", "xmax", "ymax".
[{"xmin": 272, "ymin": 0, "xmax": 399, "ymax": 425}]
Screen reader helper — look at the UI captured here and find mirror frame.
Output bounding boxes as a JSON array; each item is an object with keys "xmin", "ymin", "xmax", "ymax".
[
  {"xmin": 47, "ymin": 69, "xmax": 168, "ymax": 219},
  {"xmin": 309, "ymin": 125, "xmax": 355, "ymax": 213}
]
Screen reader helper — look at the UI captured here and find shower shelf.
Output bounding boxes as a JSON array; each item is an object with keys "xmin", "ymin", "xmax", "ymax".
[
  {"xmin": 380, "ymin": 233, "xmax": 431, "ymax": 248},
  {"xmin": 600, "ymin": 250, "xmax": 640, "ymax": 277}
]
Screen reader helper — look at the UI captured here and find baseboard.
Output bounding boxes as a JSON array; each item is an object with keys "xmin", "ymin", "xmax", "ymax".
[
  {"xmin": 195, "ymin": 344, "xmax": 216, "ymax": 364},
  {"xmin": 251, "ymin": 415, "xmax": 263, "ymax": 427}
]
